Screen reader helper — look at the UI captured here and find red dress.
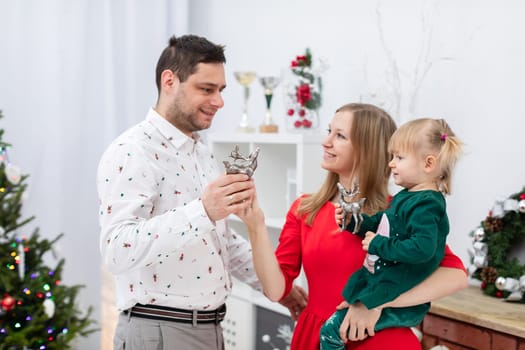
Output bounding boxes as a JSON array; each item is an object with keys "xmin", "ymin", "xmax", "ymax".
[{"xmin": 275, "ymin": 198, "xmax": 466, "ymax": 350}]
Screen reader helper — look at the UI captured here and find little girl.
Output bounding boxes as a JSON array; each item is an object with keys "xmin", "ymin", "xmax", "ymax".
[{"xmin": 320, "ymin": 118, "xmax": 463, "ymax": 349}]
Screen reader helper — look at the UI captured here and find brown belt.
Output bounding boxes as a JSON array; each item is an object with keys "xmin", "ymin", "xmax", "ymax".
[{"xmin": 124, "ymin": 303, "xmax": 226, "ymax": 325}]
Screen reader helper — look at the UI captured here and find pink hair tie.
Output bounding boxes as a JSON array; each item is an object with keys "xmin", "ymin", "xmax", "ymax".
[{"xmin": 440, "ymin": 133, "xmax": 447, "ymax": 141}]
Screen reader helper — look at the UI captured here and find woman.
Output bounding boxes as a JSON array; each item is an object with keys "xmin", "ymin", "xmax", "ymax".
[{"xmin": 238, "ymin": 103, "xmax": 467, "ymax": 349}]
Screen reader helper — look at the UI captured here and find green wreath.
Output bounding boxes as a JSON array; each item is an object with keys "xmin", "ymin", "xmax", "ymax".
[{"xmin": 469, "ymin": 186, "xmax": 525, "ymax": 302}]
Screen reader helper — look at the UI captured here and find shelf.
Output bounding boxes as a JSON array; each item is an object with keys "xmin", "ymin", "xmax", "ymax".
[
  {"xmin": 231, "ymin": 280, "xmax": 289, "ymax": 316},
  {"xmin": 207, "ymin": 132, "xmax": 322, "ymax": 145},
  {"xmin": 209, "ymin": 131, "xmax": 321, "ymax": 321}
]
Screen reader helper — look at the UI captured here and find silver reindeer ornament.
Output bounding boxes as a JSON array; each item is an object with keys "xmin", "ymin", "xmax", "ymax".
[
  {"xmin": 337, "ymin": 182, "xmax": 366, "ymax": 232},
  {"xmin": 223, "ymin": 145, "xmax": 260, "ymax": 178}
]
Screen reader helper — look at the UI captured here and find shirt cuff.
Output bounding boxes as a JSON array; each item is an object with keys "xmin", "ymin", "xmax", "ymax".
[{"xmin": 182, "ymin": 198, "xmax": 215, "ymax": 233}]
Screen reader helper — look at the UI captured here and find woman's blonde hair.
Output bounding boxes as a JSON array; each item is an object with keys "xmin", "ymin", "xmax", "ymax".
[
  {"xmin": 388, "ymin": 118, "xmax": 463, "ymax": 195},
  {"xmin": 297, "ymin": 103, "xmax": 397, "ymax": 225}
]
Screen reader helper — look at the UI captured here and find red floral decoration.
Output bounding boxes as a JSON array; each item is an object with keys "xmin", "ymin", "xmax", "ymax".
[{"xmin": 286, "ymin": 48, "xmax": 323, "ymax": 130}]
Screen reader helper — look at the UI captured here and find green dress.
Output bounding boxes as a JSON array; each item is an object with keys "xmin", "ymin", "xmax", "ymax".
[
  {"xmin": 346, "ymin": 189, "xmax": 448, "ymax": 329},
  {"xmin": 321, "ymin": 189, "xmax": 448, "ymax": 350}
]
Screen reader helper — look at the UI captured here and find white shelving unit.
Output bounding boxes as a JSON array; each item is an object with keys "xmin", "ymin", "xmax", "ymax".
[
  {"xmin": 208, "ymin": 132, "xmax": 325, "ymax": 229},
  {"xmin": 208, "ymin": 132, "xmax": 326, "ymax": 349}
]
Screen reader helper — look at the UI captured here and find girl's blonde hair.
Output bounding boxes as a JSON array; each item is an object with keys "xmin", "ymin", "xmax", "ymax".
[
  {"xmin": 388, "ymin": 118, "xmax": 463, "ymax": 195},
  {"xmin": 297, "ymin": 103, "xmax": 397, "ymax": 225}
]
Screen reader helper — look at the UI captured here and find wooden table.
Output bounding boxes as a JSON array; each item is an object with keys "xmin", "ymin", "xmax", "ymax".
[{"xmin": 420, "ymin": 285, "xmax": 525, "ymax": 350}]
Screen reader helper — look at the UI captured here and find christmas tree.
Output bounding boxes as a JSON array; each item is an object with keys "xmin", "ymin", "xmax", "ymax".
[{"xmin": 0, "ymin": 110, "xmax": 96, "ymax": 349}]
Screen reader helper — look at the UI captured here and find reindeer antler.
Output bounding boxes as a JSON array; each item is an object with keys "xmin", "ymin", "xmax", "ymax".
[{"xmin": 230, "ymin": 145, "xmax": 243, "ymax": 160}]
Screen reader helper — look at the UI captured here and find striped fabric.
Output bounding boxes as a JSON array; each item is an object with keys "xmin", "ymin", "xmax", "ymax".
[{"xmin": 125, "ymin": 304, "xmax": 226, "ymax": 324}]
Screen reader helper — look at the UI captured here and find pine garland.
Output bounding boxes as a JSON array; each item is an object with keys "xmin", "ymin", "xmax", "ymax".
[{"xmin": 471, "ymin": 186, "xmax": 525, "ymax": 301}]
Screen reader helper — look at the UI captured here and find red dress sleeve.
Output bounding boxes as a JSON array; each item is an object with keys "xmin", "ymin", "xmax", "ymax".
[
  {"xmin": 440, "ymin": 244, "xmax": 467, "ymax": 274},
  {"xmin": 275, "ymin": 198, "xmax": 304, "ymax": 300}
]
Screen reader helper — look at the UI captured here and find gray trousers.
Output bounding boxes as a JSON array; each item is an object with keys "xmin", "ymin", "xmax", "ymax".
[{"xmin": 114, "ymin": 312, "xmax": 225, "ymax": 350}]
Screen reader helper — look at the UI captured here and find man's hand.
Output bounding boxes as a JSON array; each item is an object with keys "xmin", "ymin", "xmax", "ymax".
[
  {"xmin": 201, "ymin": 174, "xmax": 254, "ymax": 221},
  {"xmin": 338, "ymin": 301, "xmax": 381, "ymax": 342},
  {"xmin": 279, "ymin": 285, "xmax": 308, "ymax": 321}
]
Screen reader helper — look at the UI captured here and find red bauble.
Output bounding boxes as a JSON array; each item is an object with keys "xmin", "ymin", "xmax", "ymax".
[
  {"xmin": 496, "ymin": 291, "xmax": 503, "ymax": 298},
  {"xmin": 480, "ymin": 281, "xmax": 487, "ymax": 289},
  {"xmin": 295, "ymin": 84, "xmax": 311, "ymax": 106},
  {"xmin": 1, "ymin": 295, "xmax": 15, "ymax": 311},
  {"xmin": 287, "ymin": 109, "xmax": 295, "ymax": 116},
  {"xmin": 294, "ymin": 120, "xmax": 303, "ymax": 128},
  {"xmin": 302, "ymin": 119, "xmax": 312, "ymax": 128},
  {"xmin": 298, "ymin": 109, "xmax": 306, "ymax": 117}
]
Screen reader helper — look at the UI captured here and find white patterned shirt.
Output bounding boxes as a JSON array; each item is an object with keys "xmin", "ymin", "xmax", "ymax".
[{"xmin": 97, "ymin": 108, "xmax": 260, "ymax": 311}]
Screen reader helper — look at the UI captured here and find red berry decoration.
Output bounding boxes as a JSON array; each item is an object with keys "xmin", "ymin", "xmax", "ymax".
[
  {"xmin": 496, "ymin": 291, "xmax": 503, "ymax": 298},
  {"xmin": 295, "ymin": 84, "xmax": 312, "ymax": 106},
  {"xmin": 480, "ymin": 281, "xmax": 486, "ymax": 289},
  {"xmin": 286, "ymin": 48, "xmax": 323, "ymax": 132},
  {"xmin": 1, "ymin": 295, "xmax": 15, "ymax": 311}
]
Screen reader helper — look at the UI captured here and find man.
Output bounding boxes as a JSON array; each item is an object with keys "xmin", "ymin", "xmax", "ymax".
[{"xmin": 97, "ymin": 34, "xmax": 260, "ymax": 350}]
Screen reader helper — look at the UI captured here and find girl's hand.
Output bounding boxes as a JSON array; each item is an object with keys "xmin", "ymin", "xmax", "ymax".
[{"xmin": 362, "ymin": 231, "xmax": 377, "ymax": 252}]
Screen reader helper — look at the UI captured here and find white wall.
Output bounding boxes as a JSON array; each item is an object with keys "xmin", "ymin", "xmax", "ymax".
[
  {"xmin": 0, "ymin": 1, "xmax": 187, "ymax": 349},
  {"xmin": 1, "ymin": 1, "xmax": 524, "ymax": 348},
  {"xmin": 189, "ymin": 0, "xmax": 525, "ymax": 267}
]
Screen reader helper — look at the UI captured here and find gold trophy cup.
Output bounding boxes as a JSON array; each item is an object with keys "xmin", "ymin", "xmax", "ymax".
[
  {"xmin": 259, "ymin": 76, "xmax": 280, "ymax": 133},
  {"xmin": 233, "ymin": 71, "xmax": 257, "ymax": 133}
]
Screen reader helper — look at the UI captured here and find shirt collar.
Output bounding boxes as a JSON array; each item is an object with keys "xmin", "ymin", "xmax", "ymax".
[{"xmin": 146, "ymin": 108, "xmax": 201, "ymax": 149}]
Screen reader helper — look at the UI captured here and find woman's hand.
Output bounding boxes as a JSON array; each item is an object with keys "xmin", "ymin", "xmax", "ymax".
[
  {"xmin": 279, "ymin": 285, "xmax": 308, "ymax": 321},
  {"xmin": 235, "ymin": 191, "xmax": 265, "ymax": 233},
  {"xmin": 334, "ymin": 202, "xmax": 344, "ymax": 227},
  {"xmin": 337, "ymin": 301, "xmax": 381, "ymax": 342}
]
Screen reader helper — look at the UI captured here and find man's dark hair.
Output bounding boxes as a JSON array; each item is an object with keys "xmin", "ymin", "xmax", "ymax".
[{"xmin": 155, "ymin": 34, "xmax": 226, "ymax": 91}]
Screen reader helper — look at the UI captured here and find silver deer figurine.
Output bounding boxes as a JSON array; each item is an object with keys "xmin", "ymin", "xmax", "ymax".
[
  {"xmin": 337, "ymin": 182, "xmax": 366, "ymax": 232},
  {"xmin": 223, "ymin": 145, "xmax": 260, "ymax": 178}
]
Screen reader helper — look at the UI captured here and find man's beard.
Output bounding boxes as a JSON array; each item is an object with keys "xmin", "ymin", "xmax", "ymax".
[{"xmin": 169, "ymin": 97, "xmax": 210, "ymax": 133}]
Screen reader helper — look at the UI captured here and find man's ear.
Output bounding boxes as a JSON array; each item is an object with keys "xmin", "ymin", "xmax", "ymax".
[
  {"xmin": 160, "ymin": 69, "xmax": 179, "ymax": 92},
  {"xmin": 424, "ymin": 155, "xmax": 437, "ymax": 173}
]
